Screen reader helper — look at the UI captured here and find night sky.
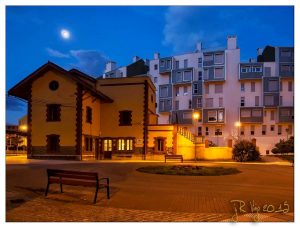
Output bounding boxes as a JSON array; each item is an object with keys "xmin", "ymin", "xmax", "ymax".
[{"xmin": 6, "ymin": 6, "xmax": 294, "ymax": 124}]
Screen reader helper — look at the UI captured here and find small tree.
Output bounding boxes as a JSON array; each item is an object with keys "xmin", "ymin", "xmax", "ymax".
[
  {"xmin": 232, "ymin": 140, "xmax": 260, "ymax": 162},
  {"xmin": 271, "ymin": 136, "xmax": 294, "ymax": 154}
]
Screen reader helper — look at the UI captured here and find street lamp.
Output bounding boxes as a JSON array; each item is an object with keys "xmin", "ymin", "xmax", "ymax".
[
  {"xmin": 193, "ymin": 111, "xmax": 200, "ymax": 162},
  {"xmin": 235, "ymin": 122, "xmax": 241, "ymax": 140}
]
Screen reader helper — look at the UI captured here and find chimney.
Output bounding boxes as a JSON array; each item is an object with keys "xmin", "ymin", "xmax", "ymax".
[
  {"xmin": 154, "ymin": 52, "xmax": 160, "ymax": 60},
  {"xmin": 227, "ymin": 35, "xmax": 237, "ymax": 50},
  {"xmin": 133, "ymin": 56, "xmax": 140, "ymax": 63},
  {"xmin": 105, "ymin": 61, "xmax": 116, "ymax": 73},
  {"xmin": 196, "ymin": 42, "xmax": 202, "ymax": 52},
  {"xmin": 257, "ymin": 48, "xmax": 263, "ymax": 56}
]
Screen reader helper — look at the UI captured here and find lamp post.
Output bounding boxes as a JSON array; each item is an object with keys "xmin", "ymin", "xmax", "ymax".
[
  {"xmin": 193, "ymin": 111, "xmax": 200, "ymax": 162},
  {"xmin": 235, "ymin": 122, "xmax": 241, "ymax": 140}
]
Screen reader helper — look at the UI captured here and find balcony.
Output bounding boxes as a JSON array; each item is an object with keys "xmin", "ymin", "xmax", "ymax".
[
  {"xmin": 159, "ymin": 57, "xmax": 172, "ymax": 74},
  {"xmin": 278, "ymin": 107, "xmax": 294, "ymax": 123},
  {"xmin": 239, "ymin": 63, "xmax": 263, "ymax": 80},
  {"xmin": 279, "ymin": 47, "xmax": 294, "ymax": 63},
  {"xmin": 171, "ymin": 110, "xmax": 193, "ymax": 125},
  {"xmin": 203, "ymin": 66, "xmax": 225, "ymax": 82},
  {"xmin": 192, "ymin": 81, "xmax": 202, "ymax": 95},
  {"xmin": 264, "ymin": 93, "xmax": 280, "ymax": 107},
  {"xmin": 158, "ymin": 99, "xmax": 172, "ymax": 113},
  {"xmin": 203, "ymin": 51, "xmax": 225, "ymax": 67},
  {"xmin": 203, "ymin": 108, "xmax": 225, "ymax": 124},
  {"xmin": 171, "ymin": 68, "xmax": 193, "ymax": 85},
  {"xmin": 192, "ymin": 95, "xmax": 202, "ymax": 109},
  {"xmin": 240, "ymin": 107, "xmax": 263, "ymax": 123},
  {"xmin": 159, "ymin": 84, "xmax": 172, "ymax": 98},
  {"xmin": 279, "ymin": 63, "xmax": 294, "ymax": 78}
]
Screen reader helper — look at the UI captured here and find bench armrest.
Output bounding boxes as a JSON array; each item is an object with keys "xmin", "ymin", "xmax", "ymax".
[{"xmin": 98, "ymin": 177, "xmax": 109, "ymax": 185}]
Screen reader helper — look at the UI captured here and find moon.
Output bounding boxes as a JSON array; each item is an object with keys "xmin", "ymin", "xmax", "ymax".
[{"xmin": 60, "ymin": 29, "xmax": 70, "ymax": 39}]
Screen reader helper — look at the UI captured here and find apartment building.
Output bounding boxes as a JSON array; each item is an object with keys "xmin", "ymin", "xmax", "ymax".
[{"xmin": 104, "ymin": 36, "xmax": 294, "ymax": 154}]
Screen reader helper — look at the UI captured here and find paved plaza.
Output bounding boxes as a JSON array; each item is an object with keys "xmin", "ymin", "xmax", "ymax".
[{"xmin": 6, "ymin": 156, "xmax": 294, "ymax": 222}]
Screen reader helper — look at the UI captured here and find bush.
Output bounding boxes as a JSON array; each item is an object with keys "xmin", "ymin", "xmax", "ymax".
[
  {"xmin": 232, "ymin": 140, "xmax": 260, "ymax": 162},
  {"xmin": 271, "ymin": 136, "xmax": 294, "ymax": 154}
]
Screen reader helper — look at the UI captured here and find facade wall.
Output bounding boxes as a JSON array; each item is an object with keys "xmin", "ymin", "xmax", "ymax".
[{"xmin": 31, "ymin": 70, "xmax": 77, "ymax": 157}]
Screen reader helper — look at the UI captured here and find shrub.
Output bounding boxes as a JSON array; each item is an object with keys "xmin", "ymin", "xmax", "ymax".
[
  {"xmin": 232, "ymin": 140, "xmax": 260, "ymax": 162},
  {"xmin": 271, "ymin": 136, "xmax": 294, "ymax": 154}
]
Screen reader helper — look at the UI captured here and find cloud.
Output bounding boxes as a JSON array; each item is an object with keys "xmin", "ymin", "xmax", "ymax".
[
  {"xmin": 46, "ymin": 48, "xmax": 70, "ymax": 58},
  {"xmin": 162, "ymin": 6, "xmax": 266, "ymax": 53},
  {"xmin": 69, "ymin": 50, "xmax": 108, "ymax": 77},
  {"xmin": 6, "ymin": 96, "xmax": 26, "ymax": 112}
]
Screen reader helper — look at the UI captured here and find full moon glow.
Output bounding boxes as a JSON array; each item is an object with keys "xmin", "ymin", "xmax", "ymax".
[{"xmin": 60, "ymin": 29, "xmax": 70, "ymax": 39}]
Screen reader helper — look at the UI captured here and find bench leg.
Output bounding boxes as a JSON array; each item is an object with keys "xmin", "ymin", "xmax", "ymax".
[
  {"xmin": 94, "ymin": 187, "xmax": 99, "ymax": 204},
  {"xmin": 45, "ymin": 182, "xmax": 50, "ymax": 196},
  {"xmin": 60, "ymin": 182, "xmax": 63, "ymax": 193},
  {"xmin": 106, "ymin": 186, "xmax": 110, "ymax": 199}
]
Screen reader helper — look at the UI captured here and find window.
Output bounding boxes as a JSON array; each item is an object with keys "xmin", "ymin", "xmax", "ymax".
[
  {"xmin": 281, "ymin": 50, "xmax": 291, "ymax": 57},
  {"xmin": 175, "ymin": 101, "xmax": 179, "ymax": 110},
  {"xmin": 265, "ymin": 95, "xmax": 274, "ymax": 106},
  {"xmin": 166, "ymin": 60, "xmax": 171, "ymax": 69},
  {"xmin": 215, "ymin": 127, "xmax": 222, "ymax": 136},
  {"xmin": 207, "ymin": 110, "xmax": 217, "ymax": 122},
  {"xmin": 47, "ymin": 134, "xmax": 60, "ymax": 152},
  {"xmin": 215, "ymin": 84, "xmax": 223, "ymax": 93},
  {"xmin": 281, "ymin": 65, "xmax": 290, "ymax": 72},
  {"xmin": 205, "ymin": 84, "xmax": 209, "ymax": 94},
  {"xmin": 219, "ymin": 97, "xmax": 223, "ymax": 107},
  {"xmin": 85, "ymin": 136, "xmax": 93, "ymax": 151},
  {"xmin": 278, "ymin": 125, "xmax": 282, "ymax": 135},
  {"xmin": 253, "ymin": 66, "xmax": 262, "ymax": 72},
  {"xmin": 214, "ymin": 68, "xmax": 224, "ymax": 78},
  {"xmin": 269, "ymin": 80, "xmax": 278, "ymax": 91},
  {"xmin": 241, "ymin": 83, "xmax": 245, "ymax": 92},
  {"xmin": 160, "ymin": 60, "xmax": 165, "ymax": 67},
  {"xmin": 188, "ymin": 100, "xmax": 192, "ymax": 109},
  {"xmin": 176, "ymin": 71, "xmax": 182, "ymax": 82},
  {"xmin": 198, "ymin": 58, "xmax": 202, "ymax": 68},
  {"xmin": 280, "ymin": 81, "xmax": 282, "ymax": 91},
  {"xmin": 252, "ymin": 109, "xmax": 262, "ymax": 117},
  {"xmin": 205, "ymin": 127, "xmax": 209, "ymax": 136},
  {"xmin": 103, "ymin": 139, "xmax": 112, "ymax": 151},
  {"xmin": 241, "ymin": 109, "xmax": 251, "ymax": 118},
  {"xmin": 184, "ymin": 59, "xmax": 188, "ymax": 68},
  {"xmin": 154, "ymin": 64, "xmax": 158, "ymax": 70},
  {"xmin": 204, "ymin": 54, "xmax": 213, "ymax": 61},
  {"xmin": 196, "ymin": 97, "xmax": 202, "ymax": 108},
  {"xmin": 280, "ymin": 96, "xmax": 283, "ymax": 106},
  {"xmin": 49, "ymin": 80, "xmax": 59, "ymax": 91},
  {"xmin": 251, "ymin": 82, "xmax": 256, "ymax": 92},
  {"xmin": 250, "ymin": 125, "xmax": 255, "ymax": 135},
  {"xmin": 183, "ymin": 86, "xmax": 188, "ymax": 95},
  {"xmin": 241, "ymin": 66, "xmax": 251, "ymax": 73},
  {"xmin": 175, "ymin": 87, "xmax": 180, "ymax": 96},
  {"xmin": 270, "ymin": 125, "xmax": 275, "ymax": 131},
  {"xmin": 86, "ymin": 106, "xmax": 92, "ymax": 124},
  {"xmin": 218, "ymin": 110, "xmax": 224, "ymax": 122},
  {"xmin": 270, "ymin": 110, "xmax": 275, "ymax": 120},
  {"xmin": 241, "ymin": 97, "xmax": 245, "ymax": 107},
  {"xmin": 255, "ymin": 96, "xmax": 259, "ymax": 106},
  {"xmin": 214, "ymin": 53, "xmax": 224, "ymax": 64},
  {"xmin": 154, "ymin": 77, "xmax": 157, "ymax": 83},
  {"xmin": 183, "ymin": 112, "xmax": 192, "ymax": 119},
  {"xmin": 183, "ymin": 71, "xmax": 192, "ymax": 81},
  {"xmin": 288, "ymin": 81, "xmax": 293, "ymax": 91},
  {"xmin": 117, "ymin": 138, "xmax": 133, "ymax": 151},
  {"xmin": 205, "ymin": 98, "xmax": 213, "ymax": 108},
  {"xmin": 175, "ymin": 60, "xmax": 179, "ymax": 69},
  {"xmin": 46, "ymin": 104, "xmax": 61, "ymax": 122},
  {"xmin": 160, "ymin": 86, "xmax": 168, "ymax": 98},
  {"xmin": 193, "ymin": 83, "xmax": 198, "ymax": 94},
  {"xmin": 198, "ymin": 126, "xmax": 202, "ymax": 136},
  {"xmin": 119, "ymin": 111, "xmax": 132, "ymax": 126},
  {"xmin": 240, "ymin": 126, "xmax": 245, "ymax": 135},
  {"xmin": 204, "ymin": 69, "xmax": 209, "ymax": 79},
  {"xmin": 262, "ymin": 125, "xmax": 266, "ymax": 135},
  {"xmin": 198, "ymin": 71, "xmax": 202, "ymax": 80}
]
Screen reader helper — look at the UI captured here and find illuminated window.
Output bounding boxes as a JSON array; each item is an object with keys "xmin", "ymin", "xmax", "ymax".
[
  {"xmin": 103, "ymin": 139, "xmax": 112, "ymax": 152},
  {"xmin": 218, "ymin": 110, "xmax": 224, "ymax": 122},
  {"xmin": 126, "ymin": 139, "xmax": 133, "ymax": 151},
  {"xmin": 117, "ymin": 138, "xmax": 133, "ymax": 151},
  {"xmin": 118, "ymin": 139, "xmax": 125, "ymax": 151},
  {"xmin": 207, "ymin": 110, "xmax": 217, "ymax": 122}
]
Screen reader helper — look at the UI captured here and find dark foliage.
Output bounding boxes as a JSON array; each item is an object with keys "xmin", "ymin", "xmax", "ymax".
[
  {"xmin": 271, "ymin": 136, "xmax": 294, "ymax": 154},
  {"xmin": 232, "ymin": 140, "xmax": 260, "ymax": 162}
]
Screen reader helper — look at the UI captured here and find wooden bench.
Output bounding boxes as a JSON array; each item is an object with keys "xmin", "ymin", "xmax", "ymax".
[
  {"xmin": 165, "ymin": 155, "xmax": 183, "ymax": 163},
  {"xmin": 45, "ymin": 169, "xmax": 110, "ymax": 204}
]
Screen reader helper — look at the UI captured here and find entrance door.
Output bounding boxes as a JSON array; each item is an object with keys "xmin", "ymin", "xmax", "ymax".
[{"xmin": 103, "ymin": 139, "xmax": 112, "ymax": 159}]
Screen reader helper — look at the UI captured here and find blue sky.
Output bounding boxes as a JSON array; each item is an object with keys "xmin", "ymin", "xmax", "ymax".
[{"xmin": 6, "ymin": 6, "xmax": 294, "ymax": 124}]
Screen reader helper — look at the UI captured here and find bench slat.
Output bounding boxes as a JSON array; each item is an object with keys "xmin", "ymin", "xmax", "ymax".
[
  {"xmin": 49, "ymin": 178, "xmax": 97, "ymax": 187},
  {"xmin": 47, "ymin": 169, "xmax": 98, "ymax": 177},
  {"xmin": 49, "ymin": 173, "xmax": 97, "ymax": 180}
]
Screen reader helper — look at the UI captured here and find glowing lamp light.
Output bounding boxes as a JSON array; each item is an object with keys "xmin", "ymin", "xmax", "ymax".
[
  {"xmin": 20, "ymin": 125, "xmax": 28, "ymax": 131},
  {"xmin": 235, "ymin": 122, "xmax": 241, "ymax": 127},
  {"xmin": 193, "ymin": 112, "xmax": 200, "ymax": 120}
]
